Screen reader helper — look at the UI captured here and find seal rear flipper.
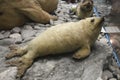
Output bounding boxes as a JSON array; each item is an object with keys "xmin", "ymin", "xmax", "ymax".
[
  {"xmin": 5, "ymin": 45, "xmax": 28, "ymax": 59},
  {"xmin": 72, "ymin": 45, "xmax": 90, "ymax": 59},
  {"xmin": 6, "ymin": 51, "xmax": 34, "ymax": 78}
]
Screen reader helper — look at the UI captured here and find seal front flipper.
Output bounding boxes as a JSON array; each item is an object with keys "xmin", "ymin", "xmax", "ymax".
[{"xmin": 73, "ymin": 45, "xmax": 90, "ymax": 59}]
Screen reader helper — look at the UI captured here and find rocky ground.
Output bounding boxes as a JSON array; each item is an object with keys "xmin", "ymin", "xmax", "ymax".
[{"xmin": 0, "ymin": 0, "xmax": 120, "ymax": 80}]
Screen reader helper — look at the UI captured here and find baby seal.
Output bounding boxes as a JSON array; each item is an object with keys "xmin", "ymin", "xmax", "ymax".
[{"xmin": 5, "ymin": 17, "xmax": 104, "ymax": 78}]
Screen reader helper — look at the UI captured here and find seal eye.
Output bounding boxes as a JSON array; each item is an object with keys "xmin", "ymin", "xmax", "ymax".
[{"xmin": 91, "ymin": 19, "xmax": 94, "ymax": 23}]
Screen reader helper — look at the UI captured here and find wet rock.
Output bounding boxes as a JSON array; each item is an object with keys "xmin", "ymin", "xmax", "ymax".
[
  {"xmin": 0, "ymin": 67, "xmax": 17, "ymax": 80},
  {"xmin": 11, "ymin": 27, "xmax": 21, "ymax": 33},
  {"xmin": 21, "ymin": 30, "xmax": 36, "ymax": 40}
]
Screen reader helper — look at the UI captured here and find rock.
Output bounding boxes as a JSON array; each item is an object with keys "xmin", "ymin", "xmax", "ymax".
[
  {"xmin": 0, "ymin": 46, "xmax": 9, "ymax": 58},
  {"xmin": 3, "ymin": 31, "xmax": 11, "ymax": 38},
  {"xmin": 9, "ymin": 33, "xmax": 22, "ymax": 44},
  {"xmin": 0, "ymin": 30, "xmax": 5, "ymax": 34},
  {"xmin": 9, "ymin": 33, "xmax": 21, "ymax": 38},
  {"xmin": 102, "ymin": 70, "xmax": 113, "ymax": 80},
  {"xmin": 23, "ymin": 25, "xmax": 33, "ymax": 30},
  {"xmin": 0, "ymin": 38, "xmax": 15, "ymax": 46},
  {"xmin": 97, "ymin": 77, "xmax": 103, "ymax": 80},
  {"xmin": 81, "ymin": 62, "xmax": 103, "ymax": 80},
  {"xmin": 34, "ymin": 25, "xmax": 41, "ymax": 30},
  {"xmin": 11, "ymin": 27, "xmax": 21, "ymax": 33},
  {"xmin": 54, "ymin": 20, "xmax": 65, "ymax": 25},
  {"xmin": 45, "ymin": 24, "xmax": 50, "ymax": 27},
  {"xmin": 117, "ymin": 74, "xmax": 120, "ymax": 80},
  {"xmin": 0, "ymin": 67, "xmax": 17, "ymax": 80},
  {"xmin": 36, "ymin": 24, "xmax": 46, "ymax": 27},
  {"xmin": 22, "ymin": 37, "xmax": 34, "ymax": 42},
  {"xmin": 0, "ymin": 33, "xmax": 4, "ymax": 39},
  {"xmin": 109, "ymin": 78, "xmax": 117, "ymax": 80},
  {"xmin": 21, "ymin": 30, "xmax": 36, "ymax": 40}
]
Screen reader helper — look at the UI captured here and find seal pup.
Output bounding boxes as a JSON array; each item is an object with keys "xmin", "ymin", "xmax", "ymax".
[{"xmin": 5, "ymin": 17, "xmax": 104, "ymax": 78}]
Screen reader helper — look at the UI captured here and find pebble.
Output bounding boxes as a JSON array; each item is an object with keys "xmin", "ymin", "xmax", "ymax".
[
  {"xmin": 3, "ymin": 31, "xmax": 10, "ymax": 38},
  {"xmin": 21, "ymin": 30, "xmax": 36, "ymax": 40},
  {"xmin": 34, "ymin": 25, "xmax": 41, "ymax": 30},
  {"xmin": 9, "ymin": 33, "xmax": 22, "ymax": 44},
  {"xmin": 11, "ymin": 27, "xmax": 21, "ymax": 33},
  {"xmin": 23, "ymin": 25, "xmax": 33, "ymax": 30},
  {"xmin": 109, "ymin": 78, "xmax": 117, "ymax": 80}
]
